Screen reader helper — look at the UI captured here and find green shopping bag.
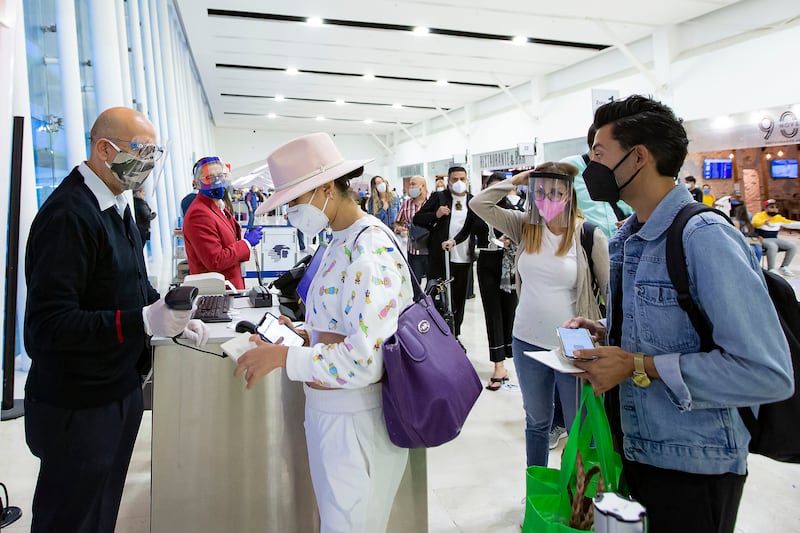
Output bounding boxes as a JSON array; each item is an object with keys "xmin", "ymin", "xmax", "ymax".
[{"xmin": 523, "ymin": 383, "xmax": 622, "ymax": 532}]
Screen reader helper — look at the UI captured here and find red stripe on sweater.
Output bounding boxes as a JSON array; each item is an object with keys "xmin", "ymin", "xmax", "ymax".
[{"xmin": 116, "ymin": 310, "xmax": 124, "ymax": 343}]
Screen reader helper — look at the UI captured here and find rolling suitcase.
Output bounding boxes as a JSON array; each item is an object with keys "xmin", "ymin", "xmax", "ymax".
[{"xmin": 425, "ymin": 249, "xmax": 456, "ymax": 334}]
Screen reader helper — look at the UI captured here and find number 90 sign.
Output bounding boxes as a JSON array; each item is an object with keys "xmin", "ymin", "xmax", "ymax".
[{"xmin": 759, "ymin": 111, "xmax": 799, "ymax": 141}]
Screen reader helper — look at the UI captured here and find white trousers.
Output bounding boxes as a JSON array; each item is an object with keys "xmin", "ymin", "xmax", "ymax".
[{"xmin": 303, "ymin": 383, "xmax": 409, "ymax": 533}]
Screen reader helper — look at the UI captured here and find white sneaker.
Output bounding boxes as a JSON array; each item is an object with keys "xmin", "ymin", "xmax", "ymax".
[
  {"xmin": 549, "ymin": 426, "xmax": 567, "ymax": 449},
  {"xmin": 768, "ymin": 268, "xmax": 780, "ymax": 275},
  {"xmin": 780, "ymin": 267, "xmax": 795, "ymax": 277}
]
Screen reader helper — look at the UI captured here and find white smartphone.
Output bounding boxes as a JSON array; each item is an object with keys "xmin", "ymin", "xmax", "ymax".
[
  {"xmin": 556, "ymin": 327, "xmax": 597, "ymax": 360},
  {"xmin": 257, "ymin": 312, "xmax": 305, "ymax": 347}
]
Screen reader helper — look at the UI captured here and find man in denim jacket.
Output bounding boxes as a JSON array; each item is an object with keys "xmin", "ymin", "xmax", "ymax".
[{"xmin": 566, "ymin": 95, "xmax": 793, "ymax": 533}]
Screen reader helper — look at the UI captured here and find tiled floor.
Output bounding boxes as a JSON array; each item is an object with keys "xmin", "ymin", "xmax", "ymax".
[{"xmin": 2, "ymin": 238, "xmax": 800, "ymax": 532}]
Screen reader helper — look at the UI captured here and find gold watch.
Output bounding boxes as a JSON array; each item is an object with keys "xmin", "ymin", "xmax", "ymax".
[{"xmin": 632, "ymin": 352, "xmax": 651, "ymax": 388}]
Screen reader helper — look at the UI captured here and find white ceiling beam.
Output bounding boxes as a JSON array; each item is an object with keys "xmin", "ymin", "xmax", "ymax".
[
  {"xmin": 594, "ymin": 20, "xmax": 664, "ymax": 92},
  {"xmin": 397, "ymin": 122, "xmax": 426, "ymax": 149},
  {"xmin": 370, "ymin": 133, "xmax": 394, "ymax": 155},
  {"xmin": 652, "ymin": 25, "xmax": 678, "ymax": 104},
  {"xmin": 434, "ymin": 104, "xmax": 469, "ymax": 141},
  {"xmin": 493, "ymin": 75, "xmax": 539, "ymax": 124}
]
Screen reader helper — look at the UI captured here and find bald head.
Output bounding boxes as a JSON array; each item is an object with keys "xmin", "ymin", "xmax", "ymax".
[
  {"xmin": 90, "ymin": 107, "xmax": 156, "ymax": 148},
  {"xmin": 87, "ymin": 107, "xmax": 157, "ymax": 195}
]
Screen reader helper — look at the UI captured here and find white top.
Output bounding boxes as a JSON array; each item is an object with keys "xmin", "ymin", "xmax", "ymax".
[
  {"xmin": 285, "ymin": 215, "xmax": 413, "ymax": 388},
  {"xmin": 448, "ymin": 194, "xmax": 470, "ymax": 263},
  {"xmin": 513, "ymin": 227, "xmax": 577, "ymax": 348}
]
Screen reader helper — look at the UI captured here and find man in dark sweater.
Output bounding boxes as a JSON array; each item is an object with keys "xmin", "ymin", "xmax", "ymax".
[{"xmin": 24, "ymin": 107, "xmax": 208, "ymax": 533}]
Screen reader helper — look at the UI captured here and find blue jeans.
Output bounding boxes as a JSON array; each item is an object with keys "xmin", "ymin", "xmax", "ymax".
[{"xmin": 512, "ymin": 337, "xmax": 579, "ymax": 467}]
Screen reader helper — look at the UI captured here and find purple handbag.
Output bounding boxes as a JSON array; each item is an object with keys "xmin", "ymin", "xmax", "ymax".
[
  {"xmin": 351, "ymin": 225, "xmax": 482, "ymax": 448},
  {"xmin": 382, "ymin": 290, "xmax": 483, "ymax": 448}
]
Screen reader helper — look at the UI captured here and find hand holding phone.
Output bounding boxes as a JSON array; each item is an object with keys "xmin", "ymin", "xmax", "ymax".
[
  {"xmin": 257, "ymin": 312, "xmax": 305, "ymax": 347},
  {"xmin": 556, "ymin": 327, "xmax": 597, "ymax": 360}
]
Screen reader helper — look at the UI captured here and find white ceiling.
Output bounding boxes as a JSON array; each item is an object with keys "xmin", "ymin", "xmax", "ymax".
[{"xmin": 174, "ymin": 0, "xmax": 754, "ymax": 136}]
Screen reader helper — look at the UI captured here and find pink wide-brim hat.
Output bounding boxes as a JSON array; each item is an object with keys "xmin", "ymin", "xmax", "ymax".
[{"xmin": 255, "ymin": 132, "xmax": 372, "ymax": 215}]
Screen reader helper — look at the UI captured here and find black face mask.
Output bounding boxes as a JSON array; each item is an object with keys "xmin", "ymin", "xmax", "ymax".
[{"xmin": 582, "ymin": 149, "xmax": 641, "ymax": 203}]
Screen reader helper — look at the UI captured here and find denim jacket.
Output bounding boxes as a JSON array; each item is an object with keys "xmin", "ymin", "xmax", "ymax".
[{"xmin": 608, "ymin": 186, "xmax": 793, "ymax": 475}]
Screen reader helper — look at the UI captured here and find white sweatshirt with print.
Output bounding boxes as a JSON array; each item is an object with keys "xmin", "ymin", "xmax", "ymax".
[{"xmin": 285, "ymin": 216, "xmax": 413, "ymax": 388}]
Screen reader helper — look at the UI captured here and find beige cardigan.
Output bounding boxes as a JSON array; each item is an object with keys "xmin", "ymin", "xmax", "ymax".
[{"xmin": 471, "ymin": 180, "xmax": 610, "ymax": 321}]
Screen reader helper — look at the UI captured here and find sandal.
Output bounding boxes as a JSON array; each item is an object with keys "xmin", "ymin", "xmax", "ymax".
[{"xmin": 485, "ymin": 375, "xmax": 509, "ymax": 391}]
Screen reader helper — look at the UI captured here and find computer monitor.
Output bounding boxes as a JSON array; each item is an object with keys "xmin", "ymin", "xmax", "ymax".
[
  {"xmin": 771, "ymin": 159, "xmax": 798, "ymax": 179},
  {"xmin": 703, "ymin": 159, "xmax": 733, "ymax": 179}
]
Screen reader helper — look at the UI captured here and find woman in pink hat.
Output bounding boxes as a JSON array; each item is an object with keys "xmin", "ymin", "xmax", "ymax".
[{"xmin": 234, "ymin": 133, "xmax": 414, "ymax": 533}]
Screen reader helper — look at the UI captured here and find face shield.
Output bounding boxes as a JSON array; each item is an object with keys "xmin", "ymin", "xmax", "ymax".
[
  {"xmin": 526, "ymin": 172, "xmax": 574, "ymax": 228},
  {"xmin": 194, "ymin": 157, "xmax": 226, "ymax": 200},
  {"xmin": 103, "ymin": 138, "xmax": 165, "ymax": 191}
]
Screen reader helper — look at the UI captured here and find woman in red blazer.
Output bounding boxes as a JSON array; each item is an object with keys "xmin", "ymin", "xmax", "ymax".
[{"xmin": 182, "ymin": 157, "xmax": 262, "ymax": 290}]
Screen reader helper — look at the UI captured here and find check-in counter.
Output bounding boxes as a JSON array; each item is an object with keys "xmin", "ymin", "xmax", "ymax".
[{"xmin": 149, "ymin": 305, "xmax": 428, "ymax": 532}]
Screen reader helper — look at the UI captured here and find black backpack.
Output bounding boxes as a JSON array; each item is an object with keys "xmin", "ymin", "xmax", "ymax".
[{"xmin": 666, "ymin": 202, "xmax": 800, "ymax": 463}]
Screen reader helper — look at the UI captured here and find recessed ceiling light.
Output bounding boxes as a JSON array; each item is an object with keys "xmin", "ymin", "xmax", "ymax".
[
  {"xmin": 778, "ymin": 150, "xmax": 784, "ymax": 157},
  {"xmin": 364, "ymin": 118, "xmax": 373, "ymax": 124},
  {"xmin": 286, "ymin": 67, "xmax": 299, "ymax": 75},
  {"xmin": 363, "ymin": 73, "xmax": 375, "ymax": 81},
  {"xmin": 512, "ymin": 35, "xmax": 528, "ymax": 45},
  {"xmin": 392, "ymin": 103, "xmax": 402, "ymax": 109},
  {"xmin": 413, "ymin": 27, "xmax": 429, "ymax": 35},
  {"xmin": 728, "ymin": 152, "xmax": 735, "ymax": 159},
  {"xmin": 267, "ymin": 113, "xmax": 276, "ymax": 119},
  {"xmin": 274, "ymin": 94, "xmax": 285, "ymax": 101},
  {"xmin": 335, "ymin": 99, "xmax": 345, "ymax": 105},
  {"xmin": 316, "ymin": 115, "xmax": 325, "ymax": 121},
  {"xmin": 307, "ymin": 17, "xmax": 323, "ymax": 26},
  {"xmin": 435, "ymin": 79, "xmax": 448, "ymax": 86}
]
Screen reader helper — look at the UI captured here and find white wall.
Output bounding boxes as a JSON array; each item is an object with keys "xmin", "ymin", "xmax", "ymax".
[
  {"xmin": 387, "ymin": 24, "xmax": 800, "ymax": 188},
  {"xmin": 214, "ymin": 127, "xmax": 398, "ymax": 188}
]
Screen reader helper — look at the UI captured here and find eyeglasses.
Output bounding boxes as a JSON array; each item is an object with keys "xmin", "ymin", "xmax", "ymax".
[
  {"xmin": 533, "ymin": 188, "xmax": 566, "ymax": 201},
  {"xmin": 104, "ymin": 138, "xmax": 165, "ymax": 161}
]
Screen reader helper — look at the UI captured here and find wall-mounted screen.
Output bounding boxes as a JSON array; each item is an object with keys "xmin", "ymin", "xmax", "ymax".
[
  {"xmin": 703, "ymin": 159, "xmax": 733, "ymax": 179},
  {"xmin": 771, "ymin": 159, "xmax": 798, "ymax": 179}
]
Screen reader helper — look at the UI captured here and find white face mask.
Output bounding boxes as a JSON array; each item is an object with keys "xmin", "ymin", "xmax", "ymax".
[
  {"xmin": 408, "ymin": 187, "xmax": 422, "ymax": 199},
  {"xmin": 450, "ymin": 180, "xmax": 467, "ymax": 195},
  {"xmin": 436, "ymin": 187, "xmax": 445, "ymax": 192},
  {"xmin": 287, "ymin": 188, "xmax": 330, "ymax": 237},
  {"xmin": 376, "ymin": 182, "xmax": 387, "ymax": 193},
  {"xmin": 506, "ymin": 194, "xmax": 519, "ymax": 204}
]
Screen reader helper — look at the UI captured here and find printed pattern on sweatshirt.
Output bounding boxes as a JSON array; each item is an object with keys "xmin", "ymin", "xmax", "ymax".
[{"xmin": 287, "ymin": 217, "xmax": 412, "ymax": 388}]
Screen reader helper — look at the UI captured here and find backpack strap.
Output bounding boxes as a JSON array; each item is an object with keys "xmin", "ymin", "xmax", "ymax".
[
  {"xmin": 580, "ymin": 221, "xmax": 597, "ymax": 278},
  {"xmin": 580, "ymin": 221, "xmax": 607, "ymax": 318},
  {"xmin": 665, "ymin": 203, "xmax": 761, "ymax": 433},
  {"xmin": 665, "ymin": 202, "xmax": 734, "ymax": 351}
]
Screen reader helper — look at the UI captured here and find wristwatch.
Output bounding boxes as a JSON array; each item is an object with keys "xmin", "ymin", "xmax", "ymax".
[{"xmin": 632, "ymin": 352, "xmax": 651, "ymax": 388}]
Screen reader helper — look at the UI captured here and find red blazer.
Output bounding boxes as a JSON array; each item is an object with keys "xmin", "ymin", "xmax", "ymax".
[{"xmin": 182, "ymin": 194, "xmax": 251, "ymax": 289}]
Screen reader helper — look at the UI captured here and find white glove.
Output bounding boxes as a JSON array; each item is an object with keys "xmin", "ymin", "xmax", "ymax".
[
  {"xmin": 181, "ymin": 319, "xmax": 210, "ymax": 347},
  {"xmin": 143, "ymin": 298, "xmax": 193, "ymax": 337}
]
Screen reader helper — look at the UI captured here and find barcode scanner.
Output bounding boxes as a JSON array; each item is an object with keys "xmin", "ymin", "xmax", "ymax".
[
  {"xmin": 235, "ymin": 320, "xmax": 258, "ymax": 334},
  {"xmin": 164, "ymin": 285, "xmax": 199, "ymax": 310}
]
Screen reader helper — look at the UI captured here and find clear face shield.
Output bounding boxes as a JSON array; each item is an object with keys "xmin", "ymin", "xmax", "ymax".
[
  {"xmin": 526, "ymin": 172, "xmax": 574, "ymax": 229},
  {"xmin": 194, "ymin": 157, "xmax": 226, "ymax": 199}
]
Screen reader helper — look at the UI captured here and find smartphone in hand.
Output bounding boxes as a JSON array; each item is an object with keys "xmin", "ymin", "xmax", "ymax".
[
  {"xmin": 257, "ymin": 312, "xmax": 305, "ymax": 347},
  {"xmin": 556, "ymin": 327, "xmax": 597, "ymax": 360}
]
